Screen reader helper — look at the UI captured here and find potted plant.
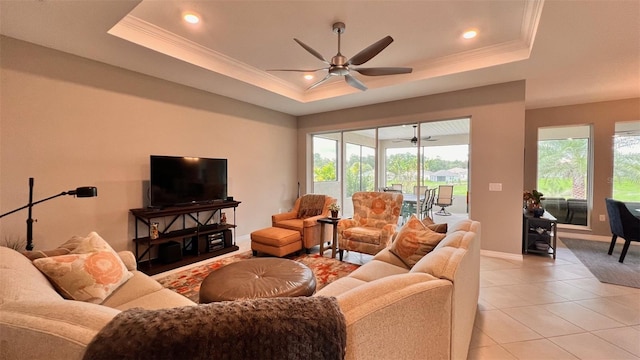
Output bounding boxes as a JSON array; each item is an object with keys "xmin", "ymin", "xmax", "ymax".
[
  {"xmin": 523, "ymin": 190, "xmax": 545, "ymax": 217},
  {"xmin": 328, "ymin": 203, "xmax": 341, "ymax": 218}
]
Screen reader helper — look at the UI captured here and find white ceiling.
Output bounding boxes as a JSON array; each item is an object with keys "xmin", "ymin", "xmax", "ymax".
[{"xmin": 1, "ymin": 0, "xmax": 639, "ymax": 117}]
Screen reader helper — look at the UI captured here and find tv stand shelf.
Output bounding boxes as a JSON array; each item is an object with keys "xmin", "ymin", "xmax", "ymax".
[{"xmin": 130, "ymin": 201, "xmax": 241, "ymax": 275}]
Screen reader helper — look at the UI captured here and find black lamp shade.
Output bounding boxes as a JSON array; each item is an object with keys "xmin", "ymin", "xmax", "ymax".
[{"xmin": 71, "ymin": 187, "xmax": 98, "ymax": 197}]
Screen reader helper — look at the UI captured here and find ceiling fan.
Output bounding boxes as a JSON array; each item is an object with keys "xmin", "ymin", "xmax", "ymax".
[
  {"xmin": 268, "ymin": 22, "xmax": 412, "ymax": 91},
  {"xmin": 393, "ymin": 125, "xmax": 437, "ymax": 145}
]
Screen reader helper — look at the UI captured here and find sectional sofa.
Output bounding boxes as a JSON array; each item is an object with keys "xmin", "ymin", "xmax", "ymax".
[
  {"xmin": 1, "ymin": 218, "xmax": 480, "ymax": 360},
  {"xmin": 316, "ymin": 219, "xmax": 481, "ymax": 360}
]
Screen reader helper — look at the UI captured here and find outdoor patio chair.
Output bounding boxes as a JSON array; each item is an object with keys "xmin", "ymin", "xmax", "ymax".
[{"xmin": 434, "ymin": 185, "xmax": 454, "ymax": 216}]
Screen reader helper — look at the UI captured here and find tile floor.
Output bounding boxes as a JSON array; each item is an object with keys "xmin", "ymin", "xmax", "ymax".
[
  {"xmin": 192, "ymin": 236, "xmax": 640, "ymax": 359},
  {"xmin": 470, "ymin": 241, "xmax": 640, "ymax": 360}
]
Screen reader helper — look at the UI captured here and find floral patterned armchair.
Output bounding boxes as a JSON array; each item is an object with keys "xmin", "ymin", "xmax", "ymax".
[{"xmin": 337, "ymin": 191, "xmax": 403, "ymax": 260}]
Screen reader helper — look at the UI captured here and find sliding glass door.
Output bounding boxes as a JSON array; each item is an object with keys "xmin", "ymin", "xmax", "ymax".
[
  {"xmin": 343, "ymin": 129, "xmax": 376, "ymax": 217},
  {"xmin": 312, "ymin": 133, "xmax": 341, "ymax": 202},
  {"xmin": 311, "ymin": 118, "xmax": 470, "ymax": 221}
]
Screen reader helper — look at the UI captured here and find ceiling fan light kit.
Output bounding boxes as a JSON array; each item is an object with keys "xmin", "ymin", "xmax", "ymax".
[{"xmin": 268, "ymin": 22, "xmax": 413, "ymax": 91}]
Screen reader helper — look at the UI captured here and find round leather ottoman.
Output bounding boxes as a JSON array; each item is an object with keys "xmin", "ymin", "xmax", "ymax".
[{"xmin": 198, "ymin": 258, "xmax": 317, "ymax": 303}]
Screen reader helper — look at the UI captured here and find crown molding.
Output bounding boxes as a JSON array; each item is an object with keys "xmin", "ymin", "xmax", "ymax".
[
  {"xmin": 108, "ymin": 15, "xmax": 305, "ymax": 101},
  {"xmin": 108, "ymin": 1, "xmax": 545, "ymax": 103}
]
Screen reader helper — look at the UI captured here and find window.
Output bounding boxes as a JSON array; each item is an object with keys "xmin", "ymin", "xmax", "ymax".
[
  {"xmin": 613, "ymin": 121, "xmax": 640, "ymax": 201},
  {"xmin": 345, "ymin": 143, "xmax": 375, "ymax": 197},
  {"xmin": 537, "ymin": 125, "xmax": 592, "ymax": 226},
  {"xmin": 313, "ymin": 136, "xmax": 338, "ymax": 182}
]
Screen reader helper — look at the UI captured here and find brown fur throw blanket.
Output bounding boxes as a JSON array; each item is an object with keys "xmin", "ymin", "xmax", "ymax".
[
  {"xmin": 83, "ymin": 296, "xmax": 346, "ymax": 360},
  {"xmin": 297, "ymin": 194, "xmax": 326, "ymax": 218}
]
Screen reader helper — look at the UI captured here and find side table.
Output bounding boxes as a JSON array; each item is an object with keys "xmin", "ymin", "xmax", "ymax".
[
  {"xmin": 318, "ymin": 217, "xmax": 340, "ymax": 258},
  {"xmin": 522, "ymin": 209, "xmax": 557, "ymax": 259}
]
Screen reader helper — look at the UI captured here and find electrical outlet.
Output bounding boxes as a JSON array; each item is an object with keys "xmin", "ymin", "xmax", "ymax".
[{"xmin": 599, "ymin": 214, "xmax": 606, "ymax": 221}]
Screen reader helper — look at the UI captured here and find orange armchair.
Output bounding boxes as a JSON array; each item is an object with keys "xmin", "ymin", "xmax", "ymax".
[
  {"xmin": 272, "ymin": 195, "xmax": 335, "ymax": 253},
  {"xmin": 338, "ymin": 191, "xmax": 403, "ymax": 260}
]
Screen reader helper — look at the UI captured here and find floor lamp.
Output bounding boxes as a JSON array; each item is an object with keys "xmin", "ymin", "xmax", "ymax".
[{"xmin": 0, "ymin": 177, "xmax": 98, "ymax": 251}]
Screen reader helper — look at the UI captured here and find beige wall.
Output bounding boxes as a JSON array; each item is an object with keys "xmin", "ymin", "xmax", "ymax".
[
  {"xmin": 0, "ymin": 37, "xmax": 298, "ymax": 252},
  {"xmin": 524, "ymin": 98, "xmax": 640, "ymax": 237},
  {"xmin": 3, "ymin": 35, "xmax": 634, "ymax": 257},
  {"xmin": 298, "ymin": 81, "xmax": 527, "ymax": 255}
]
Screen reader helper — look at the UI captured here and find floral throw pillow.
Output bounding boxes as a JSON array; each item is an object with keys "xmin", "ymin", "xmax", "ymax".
[
  {"xmin": 21, "ymin": 235, "xmax": 86, "ymax": 261},
  {"xmin": 33, "ymin": 232, "xmax": 132, "ymax": 304},
  {"xmin": 390, "ymin": 215, "xmax": 446, "ymax": 268}
]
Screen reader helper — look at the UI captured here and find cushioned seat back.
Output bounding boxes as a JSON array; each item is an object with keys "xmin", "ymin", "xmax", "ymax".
[
  {"xmin": 0, "ymin": 247, "xmax": 62, "ymax": 305},
  {"xmin": 409, "ymin": 221, "xmax": 481, "ymax": 360},
  {"xmin": 352, "ymin": 191, "xmax": 403, "ymax": 229}
]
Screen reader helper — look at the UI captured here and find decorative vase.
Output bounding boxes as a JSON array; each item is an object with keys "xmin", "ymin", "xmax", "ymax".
[
  {"xmin": 525, "ymin": 199, "xmax": 536, "ymax": 212},
  {"xmin": 331, "ymin": 210, "xmax": 339, "ymax": 218}
]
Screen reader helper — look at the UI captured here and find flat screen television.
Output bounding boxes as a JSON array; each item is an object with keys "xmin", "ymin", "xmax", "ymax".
[{"xmin": 150, "ymin": 155, "xmax": 227, "ymax": 207}]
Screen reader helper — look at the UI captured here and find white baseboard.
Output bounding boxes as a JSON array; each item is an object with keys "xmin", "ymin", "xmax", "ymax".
[
  {"xmin": 480, "ymin": 249, "xmax": 523, "ymax": 262},
  {"xmin": 557, "ymin": 232, "xmax": 610, "ymax": 242}
]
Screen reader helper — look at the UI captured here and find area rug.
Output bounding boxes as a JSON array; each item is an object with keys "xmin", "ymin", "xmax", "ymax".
[
  {"xmin": 561, "ymin": 238, "xmax": 640, "ymax": 289},
  {"xmin": 156, "ymin": 251, "xmax": 361, "ymax": 302}
]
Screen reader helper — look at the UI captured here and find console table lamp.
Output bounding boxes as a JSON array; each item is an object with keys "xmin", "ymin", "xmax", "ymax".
[{"xmin": 0, "ymin": 177, "xmax": 97, "ymax": 251}]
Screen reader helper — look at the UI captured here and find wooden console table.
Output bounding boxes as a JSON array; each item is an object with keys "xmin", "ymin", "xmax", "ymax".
[{"xmin": 130, "ymin": 201, "xmax": 241, "ymax": 275}]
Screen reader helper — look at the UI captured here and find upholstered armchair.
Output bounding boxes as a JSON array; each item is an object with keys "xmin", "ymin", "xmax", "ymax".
[
  {"xmin": 337, "ymin": 191, "xmax": 403, "ymax": 260},
  {"xmin": 272, "ymin": 194, "xmax": 335, "ymax": 253}
]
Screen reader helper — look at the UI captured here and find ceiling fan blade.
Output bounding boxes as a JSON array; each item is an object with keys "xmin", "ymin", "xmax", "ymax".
[
  {"xmin": 266, "ymin": 68, "xmax": 328, "ymax": 72},
  {"xmin": 347, "ymin": 36, "xmax": 394, "ymax": 66},
  {"xmin": 345, "ymin": 74, "xmax": 368, "ymax": 91},
  {"xmin": 353, "ymin": 67, "xmax": 413, "ymax": 76},
  {"xmin": 307, "ymin": 73, "xmax": 333, "ymax": 90},
  {"xmin": 294, "ymin": 38, "xmax": 329, "ymax": 64}
]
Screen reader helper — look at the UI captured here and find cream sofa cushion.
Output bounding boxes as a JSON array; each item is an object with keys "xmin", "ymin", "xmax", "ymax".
[
  {"xmin": 315, "ymin": 276, "xmax": 368, "ymax": 297},
  {"xmin": 0, "ymin": 246, "xmax": 62, "ymax": 305},
  {"xmin": 100, "ymin": 271, "xmax": 164, "ymax": 308},
  {"xmin": 348, "ymin": 259, "xmax": 409, "ymax": 282}
]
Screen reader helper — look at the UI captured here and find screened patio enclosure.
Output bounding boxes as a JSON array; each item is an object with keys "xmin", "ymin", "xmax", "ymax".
[{"xmin": 312, "ymin": 118, "xmax": 470, "ymax": 221}]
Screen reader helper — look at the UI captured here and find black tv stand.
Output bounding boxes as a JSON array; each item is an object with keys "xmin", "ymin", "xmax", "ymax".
[{"xmin": 130, "ymin": 201, "xmax": 241, "ymax": 275}]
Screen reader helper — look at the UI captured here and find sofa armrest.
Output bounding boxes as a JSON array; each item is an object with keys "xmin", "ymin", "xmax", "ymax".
[
  {"xmin": 272, "ymin": 211, "xmax": 297, "ymax": 225},
  {"xmin": 337, "ymin": 218, "xmax": 357, "ymax": 232},
  {"xmin": 380, "ymin": 223, "xmax": 397, "ymax": 238},
  {"xmin": 117, "ymin": 251, "xmax": 137, "ymax": 271},
  {"xmin": 0, "ymin": 300, "xmax": 120, "ymax": 360},
  {"xmin": 335, "ymin": 274, "xmax": 453, "ymax": 360}
]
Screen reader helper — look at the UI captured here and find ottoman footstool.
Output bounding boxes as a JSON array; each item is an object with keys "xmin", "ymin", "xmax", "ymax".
[
  {"xmin": 250, "ymin": 227, "xmax": 301, "ymax": 257},
  {"xmin": 199, "ymin": 258, "xmax": 316, "ymax": 303}
]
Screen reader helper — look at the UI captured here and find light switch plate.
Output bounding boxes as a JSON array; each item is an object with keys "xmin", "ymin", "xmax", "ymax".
[{"xmin": 489, "ymin": 183, "xmax": 502, "ymax": 191}]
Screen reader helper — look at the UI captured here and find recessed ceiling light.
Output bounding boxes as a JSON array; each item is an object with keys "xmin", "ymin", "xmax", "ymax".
[
  {"xmin": 183, "ymin": 13, "xmax": 200, "ymax": 24},
  {"xmin": 304, "ymin": 74, "xmax": 314, "ymax": 80},
  {"xmin": 463, "ymin": 30, "xmax": 477, "ymax": 39}
]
